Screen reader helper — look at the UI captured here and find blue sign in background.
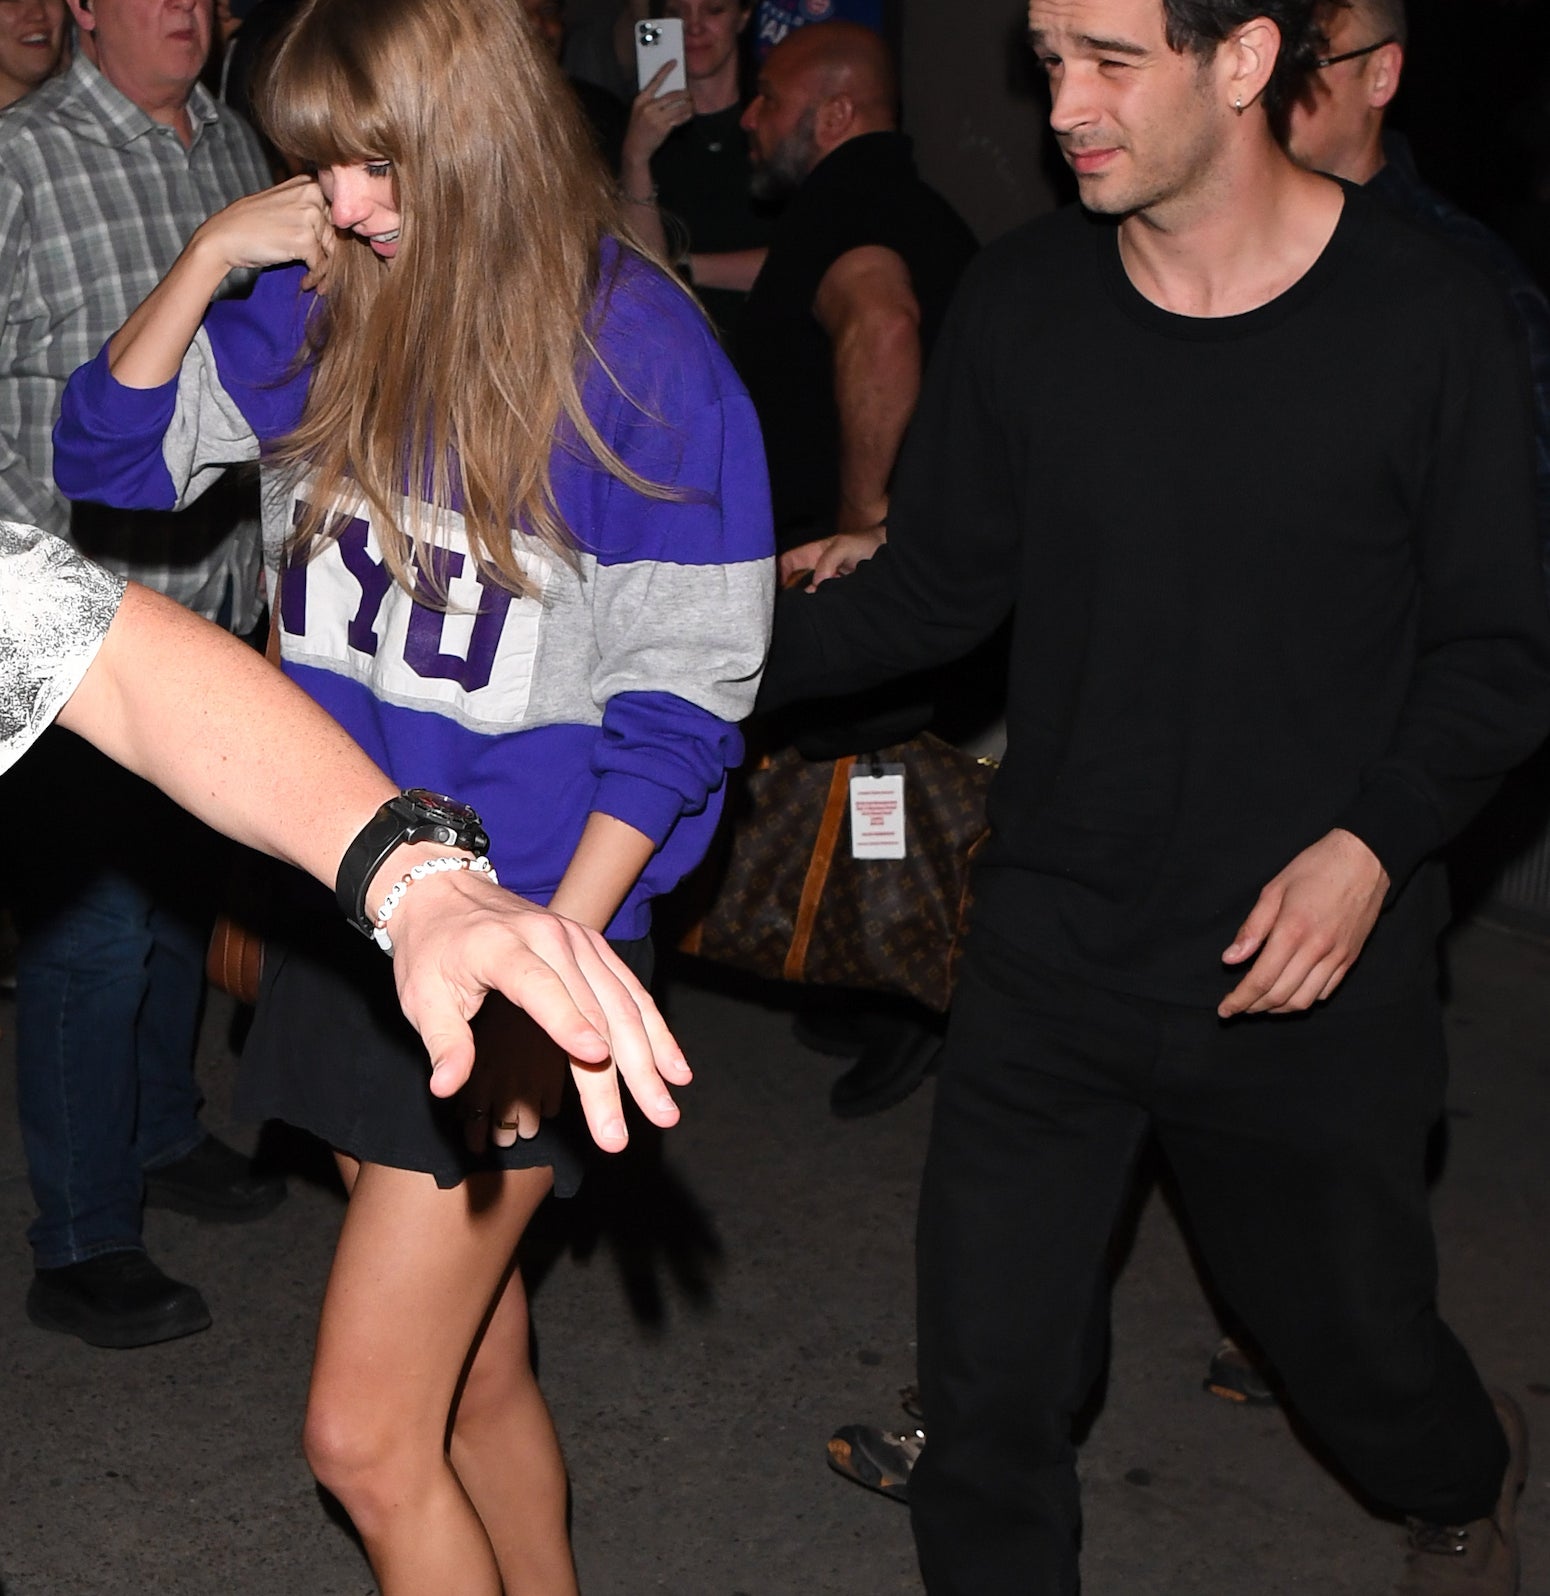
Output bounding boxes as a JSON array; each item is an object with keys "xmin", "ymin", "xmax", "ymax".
[{"xmin": 753, "ymin": 0, "xmax": 887, "ymax": 58}]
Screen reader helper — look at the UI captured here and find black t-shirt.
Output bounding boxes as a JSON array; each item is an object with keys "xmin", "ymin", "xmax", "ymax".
[
  {"xmin": 734, "ymin": 131, "xmax": 977, "ymax": 546},
  {"xmin": 761, "ymin": 189, "xmax": 1550, "ymax": 1006},
  {"xmin": 652, "ymin": 102, "xmax": 772, "ymax": 342}
]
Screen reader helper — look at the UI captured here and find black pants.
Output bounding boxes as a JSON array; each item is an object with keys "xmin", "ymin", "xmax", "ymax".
[{"xmin": 911, "ymin": 927, "xmax": 1507, "ymax": 1595}]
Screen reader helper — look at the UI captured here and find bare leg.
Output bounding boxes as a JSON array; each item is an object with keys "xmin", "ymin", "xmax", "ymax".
[
  {"xmin": 451, "ymin": 1261, "xmax": 581, "ymax": 1596},
  {"xmin": 304, "ymin": 1157, "xmax": 572, "ymax": 1595}
]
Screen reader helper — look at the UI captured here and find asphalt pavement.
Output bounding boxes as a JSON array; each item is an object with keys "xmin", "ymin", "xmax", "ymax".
[{"xmin": 1, "ymin": 919, "xmax": 1546, "ymax": 1595}]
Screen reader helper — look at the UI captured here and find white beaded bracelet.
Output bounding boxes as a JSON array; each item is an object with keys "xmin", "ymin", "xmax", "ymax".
[{"xmin": 371, "ymin": 854, "xmax": 499, "ymax": 952}]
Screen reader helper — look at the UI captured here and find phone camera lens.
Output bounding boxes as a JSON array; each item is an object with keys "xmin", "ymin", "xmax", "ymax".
[{"xmin": 640, "ymin": 23, "xmax": 660, "ymax": 43}]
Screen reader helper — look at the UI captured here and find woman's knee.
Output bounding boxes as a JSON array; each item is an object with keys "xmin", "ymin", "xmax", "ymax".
[{"xmin": 302, "ymin": 1386, "xmax": 432, "ymax": 1512}]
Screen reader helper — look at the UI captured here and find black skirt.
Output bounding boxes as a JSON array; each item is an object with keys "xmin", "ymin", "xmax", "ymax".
[{"xmin": 236, "ymin": 889, "xmax": 653, "ymax": 1196}]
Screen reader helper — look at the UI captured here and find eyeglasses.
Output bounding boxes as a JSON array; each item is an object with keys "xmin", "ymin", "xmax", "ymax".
[{"xmin": 1314, "ymin": 36, "xmax": 1397, "ymax": 69}]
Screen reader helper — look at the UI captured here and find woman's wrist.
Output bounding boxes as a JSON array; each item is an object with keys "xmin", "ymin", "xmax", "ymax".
[
  {"xmin": 619, "ymin": 154, "xmax": 657, "ymax": 203},
  {"xmin": 184, "ymin": 223, "xmax": 245, "ymax": 289}
]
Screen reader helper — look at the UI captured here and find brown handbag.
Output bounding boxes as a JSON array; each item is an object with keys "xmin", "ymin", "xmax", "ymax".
[{"xmin": 667, "ymin": 732, "xmax": 995, "ymax": 1013}]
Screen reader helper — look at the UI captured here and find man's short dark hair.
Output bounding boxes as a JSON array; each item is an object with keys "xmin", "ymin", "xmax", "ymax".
[
  {"xmin": 1160, "ymin": 0, "xmax": 1328, "ymax": 117},
  {"xmin": 1348, "ymin": 0, "xmax": 1408, "ymax": 49}
]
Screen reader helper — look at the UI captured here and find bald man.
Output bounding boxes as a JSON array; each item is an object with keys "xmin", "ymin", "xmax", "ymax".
[
  {"xmin": 736, "ymin": 21, "xmax": 978, "ymax": 1117},
  {"xmin": 738, "ymin": 22, "xmax": 974, "ymax": 583}
]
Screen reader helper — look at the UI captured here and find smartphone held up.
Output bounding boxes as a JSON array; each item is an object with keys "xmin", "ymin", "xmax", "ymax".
[{"xmin": 635, "ymin": 16, "xmax": 687, "ymax": 94}]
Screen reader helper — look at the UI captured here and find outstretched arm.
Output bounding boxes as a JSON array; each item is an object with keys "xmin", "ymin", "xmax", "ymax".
[{"xmin": 55, "ymin": 582, "xmax": 689, "ymax": 1148}]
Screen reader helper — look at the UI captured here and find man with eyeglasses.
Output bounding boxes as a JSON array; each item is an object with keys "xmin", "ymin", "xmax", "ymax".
[
  {"xmin": 758, "ymin": 0, "xmax": 1549, "ymax": 1590},
  {"xmin": 1286, "ymin": 0, "xmax": 1550, "ymax": 579}
]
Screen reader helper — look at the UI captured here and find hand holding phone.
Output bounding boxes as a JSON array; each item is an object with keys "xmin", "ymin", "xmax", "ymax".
[{"xmin": 635, "ymin": 17, "xmax": 687, "ymax": 95}]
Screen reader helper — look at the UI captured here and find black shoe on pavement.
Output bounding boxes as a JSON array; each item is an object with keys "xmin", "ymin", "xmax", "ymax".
[
  {"xmin": 27, "ymin": 1252, "xmax": 212, "ymax": 1348},
  {"xmin": 143, "ymin": 1133, "xmax": 286, "ymax": 1222},
  {"xmin": 827, "ymin": 1423, "xmax": 924, "ymax": 1503},
  {"xmin": 1203, "ymin": 1335, "xmax": 1278, "ymax": 1406},
  {"xmin": 830, "ymin": 1022, "xmax": 941, "ymax": 1119},
  {"xmin": 1393, "ymin": 1390, "xmax": 1529, "ymax": 1595}
]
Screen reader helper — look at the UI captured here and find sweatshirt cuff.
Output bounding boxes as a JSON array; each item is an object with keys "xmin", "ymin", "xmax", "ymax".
[
  {"xmin": 52, "ymin": 348, "xmax": 180, "ymax": 506},
  {"xmin": 77, "ymin": 343, "xmax": 178, "ymax": 430},
  {"xmin": 590, "ymin": 771, "xmax": 687, "ymax": 849},
  {"xmin": 1332, "ymin": 773, "xmax": 1443, "ymax": 898}
]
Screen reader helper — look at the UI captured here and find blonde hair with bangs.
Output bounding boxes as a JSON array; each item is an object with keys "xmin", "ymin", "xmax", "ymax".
[{"xmin": 255, "ymin": 0, "xmax": 667, "ymax": 601}]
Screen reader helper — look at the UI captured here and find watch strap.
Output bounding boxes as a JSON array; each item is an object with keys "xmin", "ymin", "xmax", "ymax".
[{"xmin": 335, "ymin": 792, "xmax": 491, "ymax": 937}]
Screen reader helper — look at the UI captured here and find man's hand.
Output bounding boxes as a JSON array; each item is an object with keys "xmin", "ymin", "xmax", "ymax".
[
  {"xmin": 1218, "ymin": 828, "xmax": 1389, "ymax": 1018},
  {"xmin": 777, "ymin": 527, "xmax": 886, "ymax": 591},
  {"xmin": 384, "ymin": 868, "xmax": 691, "ymax": 1153}
]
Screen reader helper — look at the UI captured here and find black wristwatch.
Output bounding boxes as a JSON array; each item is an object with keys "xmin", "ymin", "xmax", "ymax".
[{"xmin": 335, "ymin": 789, "xmax": 491, "ymax": 939}]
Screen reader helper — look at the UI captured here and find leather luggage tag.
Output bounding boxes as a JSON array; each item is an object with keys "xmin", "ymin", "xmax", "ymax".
[{"xmin": 850, "ymin": 762, "xmax": 906, "ymax": 860}]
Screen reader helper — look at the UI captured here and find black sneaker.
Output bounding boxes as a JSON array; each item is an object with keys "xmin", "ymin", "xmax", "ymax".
[
  {"xmin": 27, "ymin": 1252, "xmax": 212, "ymax": 1348},
  {"xmin": 827, "ymin": 1423, "xmax": 924, "ymax": 1502},
  {"xmin": 143, "ymin": 1133, "xmax": 286, "ymax": 1222},
  {"xmin": 1203, "ymin": 1336, "xmax": 1278, "ymax": 1406}
]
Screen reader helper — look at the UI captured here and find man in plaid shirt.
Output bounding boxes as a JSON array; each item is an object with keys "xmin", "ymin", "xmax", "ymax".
[{"xmin": 0, "ymin": 0, "xmax": 283, "ymax": 1349}]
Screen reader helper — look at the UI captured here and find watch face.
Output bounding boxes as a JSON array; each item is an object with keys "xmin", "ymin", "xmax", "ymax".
[{"xmin": 401, "ymin": 788, "xmax": 482, "ymax": 827}]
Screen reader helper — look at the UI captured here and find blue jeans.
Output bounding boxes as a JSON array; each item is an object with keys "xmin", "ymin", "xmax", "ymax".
[{"xmin": 11, "ymin": 733, "xmax": 218, "ymax": 1268}]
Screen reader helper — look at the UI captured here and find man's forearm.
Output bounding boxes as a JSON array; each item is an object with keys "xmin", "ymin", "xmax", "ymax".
[
  {"xmin": 57, "ymin": 581, "xmax": 396, "ymax": 888},
  {"xmin": 831, "ymin": 304, "xmax": 921, "ymax": 531},
  {"xmin": 44, "ymin": 560, "xmax": 691, "ymax": 1141}
]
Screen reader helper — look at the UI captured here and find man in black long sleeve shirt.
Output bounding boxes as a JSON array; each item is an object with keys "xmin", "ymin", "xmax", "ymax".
[{"xmin": 758, "ymin": 0, "xmax": 1550, "ymax": 1591}]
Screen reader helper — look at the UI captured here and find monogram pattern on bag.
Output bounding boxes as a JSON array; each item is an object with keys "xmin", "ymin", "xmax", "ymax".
[{"xmin": 667, "ymin": 734, "xmax": 994, "ymax": 1012}]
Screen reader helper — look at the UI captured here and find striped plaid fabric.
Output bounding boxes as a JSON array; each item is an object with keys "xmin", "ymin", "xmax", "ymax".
[{"xmin": 0, "ymin": 55, "xmax": 271, "ymax": 626}]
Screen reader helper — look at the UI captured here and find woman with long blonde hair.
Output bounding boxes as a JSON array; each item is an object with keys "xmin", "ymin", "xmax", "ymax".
[{"xmin": 54, "ymin": 0, "xmax": 773, "ymax": 1586}]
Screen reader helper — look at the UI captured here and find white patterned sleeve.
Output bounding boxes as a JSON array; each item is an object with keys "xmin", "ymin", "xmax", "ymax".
[{"xmin": 0, "ymin": 520, "xmax": 127, "ymax": 777}]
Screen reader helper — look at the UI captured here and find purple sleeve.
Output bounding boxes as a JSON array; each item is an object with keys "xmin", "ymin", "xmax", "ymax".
[
  {"xmin": 54, "ymin": 348, "xmax": 181, "ymax": 508},
  {"xmin": 591, "ymin": 692, "xmax": 747, "ymax": 843},
  {"xmin": 53, "ymin": 265, "xmax": 313, "ymax": 510},
  {"xmin": 580, "ymin": 269, "xmax": 775, "ymax": 844}
]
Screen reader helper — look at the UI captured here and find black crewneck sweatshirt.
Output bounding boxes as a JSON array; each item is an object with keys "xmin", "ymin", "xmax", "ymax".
[{"xmin": 758, "ymin": 187, "xmax": 1550, "ymax": 1007}]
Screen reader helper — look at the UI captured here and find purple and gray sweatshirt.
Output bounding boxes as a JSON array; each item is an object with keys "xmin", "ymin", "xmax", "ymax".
[{"xmin": 54, "ymin": 244, "xmax": 775, "ymax": 937}]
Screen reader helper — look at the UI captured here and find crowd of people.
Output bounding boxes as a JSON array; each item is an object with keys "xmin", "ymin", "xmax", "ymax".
[{"xmin": 2, "ymin": 0, "xmax": 1547, "ymax": 1592}]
